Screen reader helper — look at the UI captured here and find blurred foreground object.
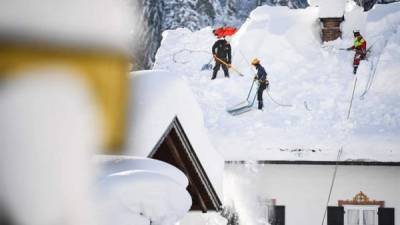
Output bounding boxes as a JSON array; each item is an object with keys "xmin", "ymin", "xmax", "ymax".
[{"xmin": 0, "ymin": 0, "xmax": 132, "ymax": 224}]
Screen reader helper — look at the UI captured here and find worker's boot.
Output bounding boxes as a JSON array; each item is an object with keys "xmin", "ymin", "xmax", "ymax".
[{"xmin": 353, "ymin": 66, "xmax": 358, "ymax": 75}]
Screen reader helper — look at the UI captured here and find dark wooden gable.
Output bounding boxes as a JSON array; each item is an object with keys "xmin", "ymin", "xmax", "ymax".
[{"xmin": 148, "ymin": 116, "xmax": 222, "ymax": 213}]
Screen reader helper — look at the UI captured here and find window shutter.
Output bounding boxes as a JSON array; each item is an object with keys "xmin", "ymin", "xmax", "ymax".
[
  {"xmin": 268, "ymin": 205, "xmax": 285, "ymax": 225},
  {"xmin": 378, "ymin": 208, "xmax": 394, "ymax": 225},
  {"xmin": 327, "ymin": 206, "xmax": 344, "ymax": 225}
]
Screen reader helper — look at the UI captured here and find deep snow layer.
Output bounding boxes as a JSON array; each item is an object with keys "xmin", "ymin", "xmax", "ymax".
[
  {"xmin": 154, "ymin": 3, "xmax": 400, "ymax": 161},
  {"xmin": 95, "ymin": 156, "xmax": 191, "ymax": 225}
]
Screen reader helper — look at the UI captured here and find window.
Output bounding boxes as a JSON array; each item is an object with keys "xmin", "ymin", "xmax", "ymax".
[
  {"xmin": 344, "ymin": 205, "xmax": 379, "ymax": 225},
  {"xmin": 268, "ymin": 205, "xmax": 285, "ymax": 225}
]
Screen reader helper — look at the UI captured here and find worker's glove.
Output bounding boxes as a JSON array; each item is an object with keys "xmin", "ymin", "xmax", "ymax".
[{"xmin": 254, "ymin": 76, "xmax": 258, "ymax": 80}]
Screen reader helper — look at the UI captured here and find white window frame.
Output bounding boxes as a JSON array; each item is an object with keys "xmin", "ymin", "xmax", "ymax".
[{"xmin": 343, "ymin": 205, "xmax": 379, "ymax": 225}]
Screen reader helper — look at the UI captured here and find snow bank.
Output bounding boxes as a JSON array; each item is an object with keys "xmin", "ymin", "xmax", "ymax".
[
  {"xmin": 154, "ymin": 3, "xmax": 400, "ymax": 161},
  {"xmin": 95, "ymin": 155, "xmax": 188, "ymax": 187},
  {"xmin": 125, "ymin": 70, "xmax": 225, "ymax": 197},
  {"xmin": 318, "ymin": 0, "xmax": 345, "ymax": 18},
  {"xmin": 342, "ymin": 3, "xmax": 367, "ymax": 38},
  {"xmin": 95, "ymin": 156, "xmax": 191, "ymax": 225}
]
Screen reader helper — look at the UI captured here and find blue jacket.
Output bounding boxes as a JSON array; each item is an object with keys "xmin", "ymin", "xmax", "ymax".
[{"xmin": 255, "ymin": 64, "xmax": 267, "ymax": 82}]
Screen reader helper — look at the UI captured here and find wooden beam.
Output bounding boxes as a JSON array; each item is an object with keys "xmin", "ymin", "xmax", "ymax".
[{"xmin": 165, "ymin": 135, "xmax": 208, "ymax": 213}]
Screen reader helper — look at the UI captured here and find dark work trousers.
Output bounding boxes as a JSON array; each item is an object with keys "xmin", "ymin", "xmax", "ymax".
[
  {"xmin": 212, "ymin": 60, "xmax": 229, "ymax": 79},
  {"xmin": 257, "ymin": 82, "xmax": 268, "ymax": 110}
]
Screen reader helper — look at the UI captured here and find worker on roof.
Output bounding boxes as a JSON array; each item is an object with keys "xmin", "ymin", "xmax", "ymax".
[
  {"xmin": 347, "ymin": 30, "xmax": 367, "ymax": 74},
  {"xmin": 251, "ymin": 58, "xmax": 269, "ymax": 110},
  {"xmin": 211, "ymin": 36, "xmax": 232, "ymax": 80}
]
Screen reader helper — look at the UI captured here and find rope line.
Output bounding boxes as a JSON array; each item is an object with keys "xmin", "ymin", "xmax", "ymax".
[
  {"xmin": 266, "ymin": 91, "xmax": 293, "ymax": 107},
  {"xmin": 360, "ymin": 39, "xmax": 389, "ymax": 99},
  {"xmin": 347, "ymin": 76, "xmax": 358, "ymax": 120},
  {"xmin": 359, "ymin": 60, "xmax": 375, "ymax": 99},
  {"xmin": 172, "ymin": 48, "xmax": 210, "ymax": 64},
  {"xmin": 321, "ymin": 147, "xmax": 343, "ymax": 225}
]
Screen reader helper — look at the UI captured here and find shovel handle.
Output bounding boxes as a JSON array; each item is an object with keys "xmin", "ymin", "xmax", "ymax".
[{"xmin": 214, "ymin": 55, "xmax": 244, "ymax": 77}]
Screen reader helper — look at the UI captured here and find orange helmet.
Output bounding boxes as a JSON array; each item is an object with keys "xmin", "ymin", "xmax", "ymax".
[{"xmin": 251, "ymin": 58, "xmax": 260, "ymax": 65}]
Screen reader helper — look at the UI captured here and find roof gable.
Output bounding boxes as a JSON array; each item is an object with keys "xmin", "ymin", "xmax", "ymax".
[{"xmin": 149, "ymin": 116, "xmax": 222, "ymax": 212}]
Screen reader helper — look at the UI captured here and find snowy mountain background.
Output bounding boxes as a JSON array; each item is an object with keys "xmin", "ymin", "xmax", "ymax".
[{"xmin": 130, "ymin": 0, "xmax": 399, "ymax": 69}]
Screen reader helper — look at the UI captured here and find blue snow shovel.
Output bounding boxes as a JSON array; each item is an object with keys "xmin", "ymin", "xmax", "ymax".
[
  {"xmin": 226, "ymin": 79, "xmax": 258, "ymax": 116},
  {"xmin": 201, "ymin": 57, "xmax": 213, "ymax": 71}
]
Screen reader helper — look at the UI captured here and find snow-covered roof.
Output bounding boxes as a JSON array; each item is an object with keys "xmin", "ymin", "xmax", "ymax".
[
  {"xmin": 95, "ymin": 156, "xmax": 191, "ymax": 225},
  {"xmin": 0, "ymin": 0, "xmax": 135, "ymax": 52},
  {"xmin": 318, "ymin": 0, "xmax": 345, "ymax": 18},
  {"xmin": 153, "ymin": 3, "xmax": 400, "ymax": 162},
  {"xmin": 124, "ymin": 70, "xmax": 225, "ymax": 200},
  {"xmin": 95, "ymin": 155, "xmax": 188, "ymax": 187}
]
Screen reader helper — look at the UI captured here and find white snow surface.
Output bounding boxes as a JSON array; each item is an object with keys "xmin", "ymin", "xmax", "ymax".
[
  {"xmin": 318, "ymin": 0, "xmax": 345, "ymax": 18},
  {"xmin": 95, "ymin": 155, "xmax": 188, "ymax": 188},
  {"xmin": 125, "ymin": 70, "xmax": 225, "ymax": 197},
  {"xmin": 154, "ymin": 3, "xmax": 400, "ymax": 162},
  {"xmin": 95, "ymin": 156, "xmax": 191, "ymax": 225}
]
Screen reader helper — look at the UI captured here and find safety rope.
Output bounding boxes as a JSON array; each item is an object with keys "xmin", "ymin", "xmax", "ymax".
[
  {"xmin": 172, "ymin": 48, "xmax": 210, "ymax": 64},
  {"xmin": 360, "ymin": 39, "xmax": 389, "ymax": 100},
  {"xmin": 321, "ymin": 147, "xmax": 343, "ymax": 225},
  {"xmin": 347, "ymin": 76, "xmax": 358, "ymax": 120},
  {"xmin": 266, "ymin": 91, "xmax": 293, "ymax": 107}
]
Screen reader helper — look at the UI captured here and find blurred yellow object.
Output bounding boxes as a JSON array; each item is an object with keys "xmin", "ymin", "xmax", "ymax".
[{"xmin": 0, "ymin": 43, "xmax": 129, "ymax": 153}]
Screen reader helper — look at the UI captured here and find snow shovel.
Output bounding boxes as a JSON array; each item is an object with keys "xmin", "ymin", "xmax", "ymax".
[
  {"xmin": 228, "ymin": 94, "xmax": 257, "ymax": 116},
  {"xmin": 214, "ymin": 55, "xmax": 245, "ymax": 77},
  {"xmin": 201, "ymin": 57, "xmax": 213, "ymax": 71},
  {"xmin": 227, "ymin": 79, "xmax": 258, "ymax": 115}
]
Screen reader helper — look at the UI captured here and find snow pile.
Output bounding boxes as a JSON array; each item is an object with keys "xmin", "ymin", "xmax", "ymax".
[
  {"xmin": 0, "ymin": 70, "xmax": 99, "ymax": 225},
  {"xmin": 125, "ymin": 70, "xmax": 224, "ymax": 197},
  {"xmin": 318, "ymin": 0, "xmax": 345, "ymax": 18},
  {"xmin": 154, "ymin": 3, "xmax": 400, "ymax": 161},
  {"xmin": 95, "ymin": 156, "xmax": 191, "ymax": 225},
  {"xmin": 95, "ymin": 156, "xmax": 188, "ymax": 187}
]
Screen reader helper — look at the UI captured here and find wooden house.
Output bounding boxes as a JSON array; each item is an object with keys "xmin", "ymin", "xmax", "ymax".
[{"xmin": 320, "ymin": 17, "xmax": 345, "ymax": 42}]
